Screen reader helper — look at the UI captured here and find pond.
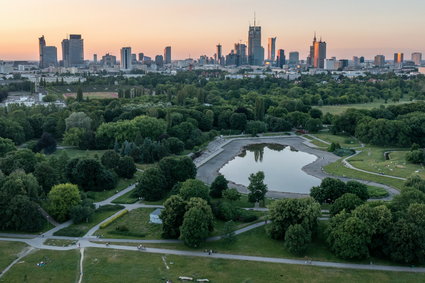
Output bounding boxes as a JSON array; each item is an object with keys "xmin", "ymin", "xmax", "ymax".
[{"xmin": 219, "ymin": 143, "xmax": 321, "ymax": 194}]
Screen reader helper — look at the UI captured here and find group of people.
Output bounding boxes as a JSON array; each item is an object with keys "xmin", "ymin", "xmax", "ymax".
[{"xmin": 137, "ymin": 244, "xmax": 146, "ymax": 251}]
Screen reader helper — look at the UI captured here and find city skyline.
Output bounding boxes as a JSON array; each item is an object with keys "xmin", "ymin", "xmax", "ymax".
[{"xmin": 1, "ymin": 0, "xmax": 425, "ymax": 61}]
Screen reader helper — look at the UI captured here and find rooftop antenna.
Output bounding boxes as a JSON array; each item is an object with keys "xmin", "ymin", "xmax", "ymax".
[
  {"xmin": 254, "ymin": 12, "xmax": 256, "ymax": 26},
  {"xmin": 314, "ymin": 31, "xmax": 317, "ymax": 41}
]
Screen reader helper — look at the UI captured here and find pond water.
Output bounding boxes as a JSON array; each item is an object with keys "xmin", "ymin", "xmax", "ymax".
[{"xmin": 219, "ymin": 143, "xmax": 321, "ymax": 194}]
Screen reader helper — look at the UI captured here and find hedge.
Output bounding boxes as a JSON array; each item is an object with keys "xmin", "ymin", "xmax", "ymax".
[{"xmin": 99, "ymin": 209, "xmax": 128, "ymax": 229}]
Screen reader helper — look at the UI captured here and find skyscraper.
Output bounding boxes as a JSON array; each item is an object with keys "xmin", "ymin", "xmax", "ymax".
[
  {"xmin": 39, "ymin": 36, "xmax": 46, "ymax": 68},
  {"xmin": 234, "ymin": 43, "xmax": 247, "ymax": 65},
  {"xmin": 101, "ymin": 53, "xmax": 117, "ymax": 67},
  {"xmin": 61, "ymin": 34, "xmax": 84, "ymax": 67},
  {"xmin": 289, "ymin": 52, "xmax": 299, "ymax": 65},
  {"xmin": 216, "ymin": 44, "xmax": 222, "ymax": 65},
  {"xmin": 248, "ymin": 18, "xmax": 264, "ymax": 65},
  {"xmin": 93, "ymin": 54, "xmax": 97, "ymax": 64},
  {"xmin": 276, "ymin": 49, "xmax": 285, "ymax": 68},
  {"xmin": 267, "ymin": 37, "xmax": 276, "ymax": 61},
  {"xmin": 120, "ymin": 47, "xmax": 132, "ymax": 70},
  {"xmin": 394, "ymin": 53, "xmax": 404, "ymax": 64},
  {"xmin": 308, "ymin": 34, "xmax": 326, "ymax": 68},
  {"xmin": 374, "ymin": 55, "xmax": 385, "ymax": 67},
  {"xmin": 164, "ymin": 46, "xmax": 172, "ymax": 64},
  {"xmin": 412, "ymin": 52, "xmax": 422, "ymax": 66},
  {"xmin": 43, "ymin": 46, "xmax": 58, "ymax": 67}
]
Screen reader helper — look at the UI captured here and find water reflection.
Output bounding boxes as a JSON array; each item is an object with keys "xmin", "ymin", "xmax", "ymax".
[{"xmin": 219, "ymin": 143, "xmax": 321, "ymax": 194}]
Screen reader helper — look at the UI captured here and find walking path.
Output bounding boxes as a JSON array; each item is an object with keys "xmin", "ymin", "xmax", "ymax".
[
  {"xmin": 77, "ymin": 248, "xmax": 85, "ymax": 283},
  {"xmin": 0, "ymin": 247, "xmax": 34, "ymax": 279}
]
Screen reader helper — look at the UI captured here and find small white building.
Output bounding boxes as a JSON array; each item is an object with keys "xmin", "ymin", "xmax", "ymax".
[{"xmin": 149, "ymin": 208, "xmax": 163, "ymax": 224}]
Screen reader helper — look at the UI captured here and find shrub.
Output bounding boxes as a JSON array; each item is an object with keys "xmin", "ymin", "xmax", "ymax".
[
  {"xmin": 237, "ymin": 210, "xmax": 258, "ymax": 222},
  {"xmin": 99, "ymin": 209, "xmax": 128, "ymax": 229}
]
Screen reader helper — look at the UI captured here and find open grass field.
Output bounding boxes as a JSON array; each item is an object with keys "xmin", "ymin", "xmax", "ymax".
[
  {"xmin": 0, "ymin": 241, "xmax": 27, "ymax": 271},
  {"xmin": 87, "ymin": 172, "xmax": 140, "ymax": 202},
  {"xmin": 63, "ymin": 92, "xmax": 118, "ymax": 100},
  {"xmin": 308, "ymin": 132, "xmax": 361, "ymax": 148},
  {"xmin": 324, "ymin": 160, "xmax": 406, "ymax": 190},
  {"xmin": 82, "ymin": 248, "xmax": 425, "ymax": 283},
  {"xmin": 348, "ymin": 148, "xmax": 425, "ymax": 179},
  {"xmin": 94, "ymin": 208, "xmax": 162, "ymax": 239},
  {"xmin": 43, "ymin": 239, "xmax": 77, "ymax": 247},
  {"xmin": 315, "ymin": 98, "xmax": 414, "ymax": 115},
  {"xmin": 54, "ymin": 205, "xmax": 124, "ymax": 237},
  {"xmin": 0, "ymin": 249, "xmax": 79, "ymax": 283},
  {"xmin": 367, "ymin": 185, "xmax": 390, "ymax": 198},
  {"xmin": 111, "ymin": 189, "xmax": 138, "ymax": 204}
]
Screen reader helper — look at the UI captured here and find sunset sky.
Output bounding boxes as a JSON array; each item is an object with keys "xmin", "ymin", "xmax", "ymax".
[{"xmin": 1, "ymin": 0, "xmax": 425, "ymax": 61}]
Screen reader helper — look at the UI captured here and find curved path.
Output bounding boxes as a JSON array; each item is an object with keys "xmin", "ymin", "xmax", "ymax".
[{"xmin": 195, "ymin": 135, "xmax": 400, "ymax": 200}]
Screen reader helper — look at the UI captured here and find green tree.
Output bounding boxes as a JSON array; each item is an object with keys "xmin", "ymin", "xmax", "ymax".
[
  {"xmin": 62, "ymin": 128, "xmax": 86, "ymax": 146},
  {"xmin": 179, "ymin": 179, "xmax": 210, "ymax": 201},
  {"xmin": 247, "ymin": 171, "xmax": 268, "ymax": 204},
  {"xmin": 345, "ymin": 181, "xmax": 369, "ymax": 201},
  {"xmin": 158, "ymin": 156, "xmax": 196, "ymax": 189},
  {"xmin": 70, "ymin": 203, "xmax": 94, "ymax": 224},
  {"xmin": 33, "ymin": 162, "xmax": 59, "ymax": 194},
  {"xmin": 305, "ymin": 118, "xmax": 322, "ymax": 133},
  {"xmin": 284, "ymin": 224, "xmax": 311, "ymax": 256},
  {"xmin": 0, "ymin": 137, "xmax": 16, "ymax": 157},
  {"xmin": 101, "ymin": 150, "xmax": 121, "ymax": 169},
  {"xmin": 245, "ymin": 121, "xmax": 267, "ymax": 136},
  {"xmin": 210, "ymin": 175, "xmax": 228, "ymax": 198},
  {"xmin": 0, "ymin": 149, "xmax": 38, "ymax": 175},
  {"xmin": 35, "ymin": 132, "xmax": 57, "ymax": 154},
  {"xmin": 229, "ymin": 113, "xmax": 247, "ymax": 131},
  {"xmin": 330, "ymin": 193, "xmax": 364, "ymax": 216},
  {"xmin": 115, "ymin": 156, "xmax": 136, "ymax": 179},
  {"xmin": 76, "ymin": 87, "xmax": 83, "ymax": 102},
  {"xmin": 268, "ymin": 198, "xmax": 320, "ymax": 240},
  {"xmin": 47, "ymin": 183, "xmax": 81, "ymax": 222},
  {"xmin": 222, "ymin": 220, "xmax": 237, "ymax": 244},
  {"xmin": 180, "ymin": 206, "xmax": 211, "ymax": 247},
  {"xmin": 65, "ymin": 112, "xmax": 92, "ymax": 131},
  {"xmin": 222, "ymin": 188, "xmax": 241, "ymax": 202},
  {"xmin": 160, "ymin": 195, "xmax": 187, "ymax": 239},
  {"xmin": 134, "ymin": 167, "xmax": 167, "ymax": 201},
  {"xmin": 310, "ymin": 178, "xmax": 346, "ymax": 204}
]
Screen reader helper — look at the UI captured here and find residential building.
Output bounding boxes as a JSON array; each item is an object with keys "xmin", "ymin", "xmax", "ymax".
[
  {"xmin": 164, "ymin": 46, "xmax": 172, "ymax": 64},
  {"xmin": 374, "ymin": 55, "xmax": 385, "ymax": 67},
  {"xmin": 120, "ymin": 47, "xmax": 132, "ymax": 70}
]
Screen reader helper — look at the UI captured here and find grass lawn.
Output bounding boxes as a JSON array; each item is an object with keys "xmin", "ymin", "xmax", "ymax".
[
  {"xmin": 63, "ymin": 91, "xmax": 118, "ymax": 99},
  {"xmin": 308, "ymin": 133, "xmax": 361, "ymax": 148},
  {"xmin": 367, "ymin": 185, "xmax": 389, "ymax": 198},
  {"xmin": 52, "ymin": 148, "xmax": 107, "ymax": 160},
  {"xmin": 315, "ymin": 99, "xmax": 414, "ymax": 115},
  {"xmin": 348, "ymin": 148, "xmax": 424, "ymax": 179},
  {"xmin": 54, "ymin": 205, "xmax": 124, "ymax": 237},
  {"xmin": 82, "ymin": 248, "xmax": 425, "ymax": 283},
  {"xmin": 0, "ymin": 241, "xmax": 27, "ymax": 271},
  {"xmin": 87, "ymin": 172, "xmax": 140, "ymax": 202},
  {"xmin": 111, "ymin": 189, "xmax": 138, "ymax": 204},
  {"xmin": 210, "ymin": 210, "xmax": 267, "ymax": 237},
  {"xmin": 304, "ymin": 135, "xmax": 330, "ymax": 148},
  {"xmin": 43, "ymin": 239, "xmax": 77, "ymax": 247},
  {"xmin": 94, "ymin": 208, "xmax": 162, "ymax": 240},
  {"xmin": 324, "ymin": 159, "xmax": 406, "ymax": 190},
  {"xmin": 0, "ymin": 249, "xmax": 79, "ymax": 283}
]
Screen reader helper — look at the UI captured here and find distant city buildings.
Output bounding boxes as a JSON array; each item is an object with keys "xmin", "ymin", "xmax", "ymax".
[
  {"xmin": 289, "ymin": 52, "xmax": 299, "ymax": 65},
  {"xmin": 38, "ymin": 36, "xmax": 58, "ymax": 68},
  {"xmin": 216, "ymin": 44, "xmax": 223, "ymax": 65},
  {"xmin": 374, "ymin": 55, "xmax": 386, "ymax": 67},
  {"xmin": 101, "ymin": 53, "xmax": 117, "ymax": 67},
  {"xmin": 248, "ymin": 19, "xmax": 264, "ymax": 65},
  {"xmin": 394, "ymin": 53, "xmax": 404, "ymax": 64},
  {"xmin": 155, "ymin": 55, "xmax": 164, "ymax": 68},
  {"xmin": 234, "ymin": 43, "xmax": 247, "ymax": 66},
  {"xmin": 120, "ymin": 47, "xmax": 132, "ymax": 70},
  {"xmin": 308, "ymin": 34, "xmax": 326, "ymax": 68},
  {"xmin": 267, "ymin": 37, "xmax": 276, "ymax": 62},
  {"xmin": 164, "ymin": 46, "xmax": 172, "ymax": 64},
  {"xmin": 276, "ymin": 49, "xmax": 285, "ymax": 68},
  {"xmin": 412, "ymin": 52, "xmax": 422, "ymax": 66},
  {"xmin": 61, "ymin": 34, "xmax": 84, "ymax": 67}
]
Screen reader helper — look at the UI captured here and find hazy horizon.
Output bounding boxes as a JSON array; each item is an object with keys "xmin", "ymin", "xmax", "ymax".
[{"xmin": 1, "ymin": 0, "xmax": 425, "ymax": 61}]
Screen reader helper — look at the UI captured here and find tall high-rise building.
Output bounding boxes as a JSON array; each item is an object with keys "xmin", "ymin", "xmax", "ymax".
[
  {"xmin": 289, "ymin": 52, "xmax": 299, "ymax": 65},
  {"xmin": 164, "ymin": 46, "xmax": 172, "ymax": 64},
  {"xmin": 234, "ymin": 43, "xmax": 247, "ymax": 65},
  {"xmin": 120, "ymin": 47, "xmax": 132, "ymax": 70},
  {"xmin": 394, "ymin": 53, "xmax": 404, "ymax": 64},
  {"xmin": 42, "ymin": 46, "xmax": 58, "ymax": 67},
  {"xmin": 248, "ymin": 17, "xmax": 264, "ymax": 65},
  {"xmin": 155, "ymin": 55, "xmax": 164, "ymax": 68},
  {"xmin": 374, "ymin": 55, "xmax": 386, "ymax": 67},
  {"xmin": 61, "ymin": 34, "xmax": 84, "ymax": 67},
  {"xmin": 216, "ymin": 44, "xmax": 223, "ymax": 65},
  {"xmin": 359, "ymin": 56, "xmax": 365, "ymax": 63},
  {"xmin": 39, "ymin": 36, "xmax": 46, "ymax": 68},
  {"xmin": 138, "ymin": 53, "xmax": 144, "ymax": 62},
  {"xmin": 267, "ymin": 37, "xmax": 276, "ymax": 61},
  {"xmin": 308, "ymin": 34, "xmax": 326, "ymax": 68},
  {"xmin": 276, "ymin": 49, "xmax": 286, "ymax": 68},
  {"xmin": 39, "ymin": 36, "xmax": 58, "ymax": 68},
  {"xmin": 93, "ymin": 54, "xmax": 98, "ymax": 64},
  {"xmin": 353, "ymin": 56, "xmax": 360, "ymax": 67},
  {"xmin": 412, "ymin": 52, "xmax": 422, "ymax": 66}
]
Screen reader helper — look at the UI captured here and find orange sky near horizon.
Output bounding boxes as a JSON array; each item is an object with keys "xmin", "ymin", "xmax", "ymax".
[{"xmin": 1, "ymin": 0, "xmax": 425, "ymax": 61}]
